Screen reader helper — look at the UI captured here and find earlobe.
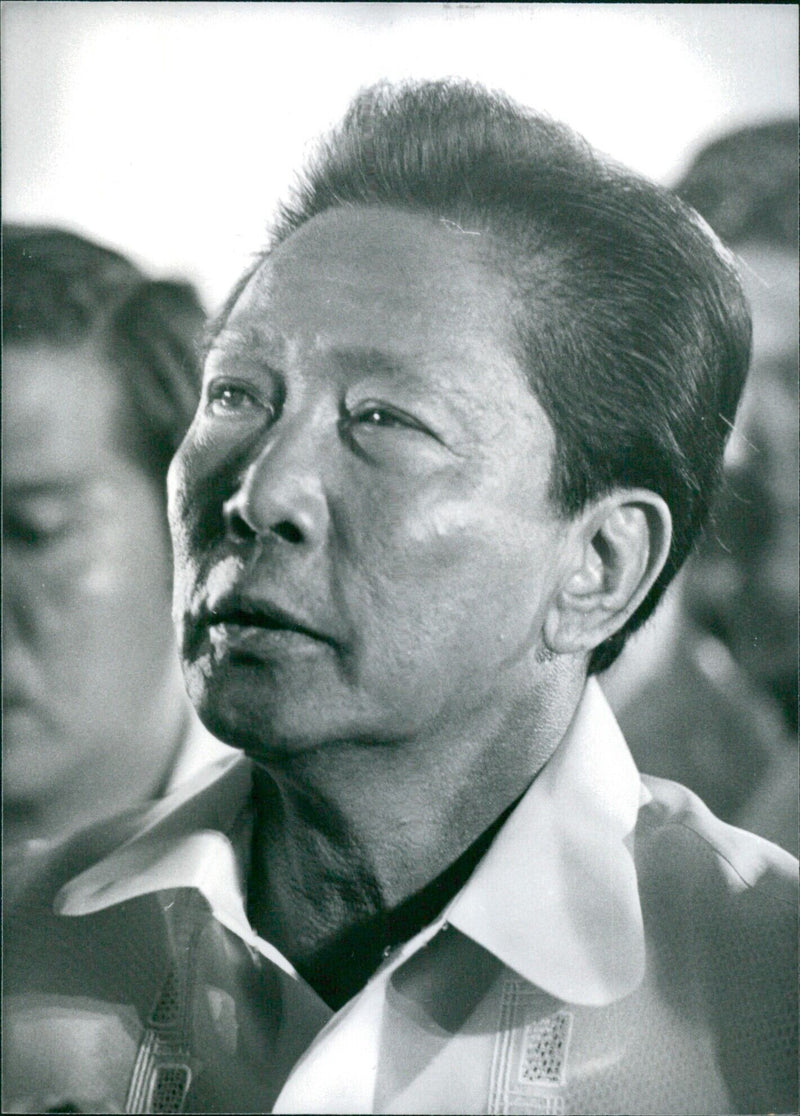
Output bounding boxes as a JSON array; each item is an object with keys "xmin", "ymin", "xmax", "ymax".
[{"xmin": 543, "ymin": 491, "xmax": 672, "ymax": 657}]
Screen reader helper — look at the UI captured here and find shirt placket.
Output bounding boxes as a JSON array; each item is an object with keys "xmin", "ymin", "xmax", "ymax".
[{"xmin": 272, "ymin": 917, "xmax": 447, "ymax": 1113}]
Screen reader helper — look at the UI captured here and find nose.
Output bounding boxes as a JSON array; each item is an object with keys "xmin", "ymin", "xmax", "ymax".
[
  {"xmin": 222, "ymin": 421, "xmax": 329, "ymax": 550},
  {"xmin": 2, "ymin": 561, "xmax": 38, "ymax": 682}
]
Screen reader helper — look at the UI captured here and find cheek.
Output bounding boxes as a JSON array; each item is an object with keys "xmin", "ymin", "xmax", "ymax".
[
  {"xmin": 350, "ymin": 485, "xmax": 558, "ymax": 648},
  {"xmin": 67, "ymin": 481, "xmax": 176, "ymax": 655},
  {"xmin": 168, "ymin": 432, "xmax": 240, "ymax": 560},
  {"xmin": 339, "ymin": 497, "xmax": 560, "ymax": 722},
  {"xmin": 378, "ymin": 475, "xmax": 553, "ymax": 582},
  {"xmin": 25, "ymin": 554, "xmax": 173, "ymax": 690},
  {"xmin": 167, "ymin": 439, "xmax": 202, "ymax": 544},
  {"xmin": 19, "ymin": 544, "xmax": 153, "ymax": 642}
]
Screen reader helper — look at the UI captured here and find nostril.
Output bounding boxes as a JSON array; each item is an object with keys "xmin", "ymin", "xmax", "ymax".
[
  {"xmin": 273, "ymin": 521, "xmax": 304, "ymax": 545},
  {"xmin": 226, "ymin": 509, "xmax": 257, "ymax": 544},
  {"xmin": 224, "ymin": 504, "xmax": 306, "ymax": 546}
]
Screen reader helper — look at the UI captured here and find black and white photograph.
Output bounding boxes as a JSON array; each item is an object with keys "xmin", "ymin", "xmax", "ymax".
[{"xmin": 3, "ymin": 4, "xmax": 798, "ymax": 1113}]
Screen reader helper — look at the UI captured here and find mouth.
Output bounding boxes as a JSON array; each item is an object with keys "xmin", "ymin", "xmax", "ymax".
[{"xmin": 198, "ymin": 597, "xmax": 337, "ymax": 653}]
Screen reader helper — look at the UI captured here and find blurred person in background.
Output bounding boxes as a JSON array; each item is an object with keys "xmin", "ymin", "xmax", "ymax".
[
  {"xmin": 3, "ymin": 226, "xmax": 232, "ymax": 891},
  {"xmin": 604, "ymin": 121, "xmax": 798, "ymax": 854}
]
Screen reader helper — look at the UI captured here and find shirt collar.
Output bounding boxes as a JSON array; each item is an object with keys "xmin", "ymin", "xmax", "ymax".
[
  {"xmin": 162, "ymin": 713, "xmax": 237, "ymax": 796},
  {"xmin": 57, "ymin": 680, "xmax": 646, "ymax": 1006},
  {"xmin": 445, "ymin": 678, "xmax": 647, "ymax": 1005}
]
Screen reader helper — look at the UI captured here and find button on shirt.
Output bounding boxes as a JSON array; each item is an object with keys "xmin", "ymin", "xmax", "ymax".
[{"xmin": 3, "ymin": 681, "xmax": 797, "ymax": 1114}]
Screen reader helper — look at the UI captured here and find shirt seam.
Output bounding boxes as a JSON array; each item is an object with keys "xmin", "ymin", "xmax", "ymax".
[{"xmin": 672, "ymin": 818, "xmax": 797, "ymax": 908}]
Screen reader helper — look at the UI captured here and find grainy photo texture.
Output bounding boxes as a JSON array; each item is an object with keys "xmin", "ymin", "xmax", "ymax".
[{"xmin": 3, "ymin": 5, "xmax": 798, "ymax": 1113}]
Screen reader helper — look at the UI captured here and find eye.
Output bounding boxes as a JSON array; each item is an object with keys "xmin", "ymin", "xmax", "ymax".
[
  {"xmin": 357, "ymin": 408, "xmax": 404, "ymax": 428},
  {"xmin": 205, "ymin": 380, "xmax": 270, "ymax": 419},
  {"xmin": 4, "ymin": 507, "xmax": 76, "ymax": 550},
  {"xmin": 348, "ymin": 402, "xmax": 430, "ymax": 435}
]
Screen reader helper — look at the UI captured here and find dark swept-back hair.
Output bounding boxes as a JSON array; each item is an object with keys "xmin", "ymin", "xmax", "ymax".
[
  {"xmin": 216, "ymin": 80, "xmax": 752, "ymax": 672},
  {"xmin": 676, "ymin": 119, "xmax": 799, "ymax": 251},
  {"xmin": 3, "ymin": 225, "xmax": 206, "ymax": 485}
]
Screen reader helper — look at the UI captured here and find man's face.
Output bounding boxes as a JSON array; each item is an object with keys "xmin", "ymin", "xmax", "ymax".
[
  {"xmin": 684, "ymin": 243, "xmax": 799, "ymax": 725},
  {"xmin": 3, "ymin": 344, "xmax": 178, "ymax": 804},
  {"xmin": 169, "ymin": 207, "xmax": 569, "ymax": 754}
]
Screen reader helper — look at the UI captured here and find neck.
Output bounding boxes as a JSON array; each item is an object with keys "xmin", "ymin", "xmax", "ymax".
[{"xmin": 247, "ymin": 658, "xmax": 584, "ymax": 1007}]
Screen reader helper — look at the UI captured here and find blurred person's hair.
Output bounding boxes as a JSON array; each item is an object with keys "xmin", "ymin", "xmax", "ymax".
[
  {"xmin": 212, "ymin": 79, "xmax": 751, "ymax": 672},
  {"xmin": 676, "ymin": 120, "xmax": 799, "ymax": 251},
  {"xmin": 3, "ymin": 225, "xmax": 206, "ymax": 483}
]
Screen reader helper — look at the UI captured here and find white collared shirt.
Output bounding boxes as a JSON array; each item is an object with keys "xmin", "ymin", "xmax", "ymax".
[{"xmin": 4, "ymin": 681, "xmax": 797, "ymax": 1114}]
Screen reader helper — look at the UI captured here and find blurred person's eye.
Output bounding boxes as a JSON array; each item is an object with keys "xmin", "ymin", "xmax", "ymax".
[{"xmin": 4, "ymin": 498, "xmax": 78, "ymax": 549}]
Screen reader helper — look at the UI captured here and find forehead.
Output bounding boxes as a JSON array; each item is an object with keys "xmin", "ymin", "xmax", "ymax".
[
  {"xmin": 4, "ymin": 343, "xmax": 127, "ymax": 484},
  {"xmin": 222, "ymin": 206, "xmax": 520, "ymax": 374}
]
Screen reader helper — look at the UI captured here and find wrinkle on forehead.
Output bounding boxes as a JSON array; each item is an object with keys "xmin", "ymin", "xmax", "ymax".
[{"xmin": 229, "ymin": 208, "xmax": 528, "ymax": 379}]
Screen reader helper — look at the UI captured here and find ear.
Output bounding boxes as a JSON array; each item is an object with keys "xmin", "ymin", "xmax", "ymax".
[{"xmin": 543, "ymin": 489, "xmax": 672, "ymax": 657}]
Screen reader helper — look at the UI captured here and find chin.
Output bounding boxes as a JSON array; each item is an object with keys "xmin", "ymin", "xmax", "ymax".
[
  {"xmin": 183, "ymin": 649, "xmax": 437, "ymax": 756},
  {"xmin": 186, "ymin": 660, "xmax": 348, "ymax": 757}
]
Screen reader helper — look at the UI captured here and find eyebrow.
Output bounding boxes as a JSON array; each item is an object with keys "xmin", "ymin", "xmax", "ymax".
[
  {"xmin": 205, "ymin": 335, "xmax": 415, "ymax": 385},
  {"xmin": 204, "ymin": 325, "xmax": 287, "ymax": 364}
]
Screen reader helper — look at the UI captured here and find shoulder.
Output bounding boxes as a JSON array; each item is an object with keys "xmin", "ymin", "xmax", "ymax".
[
  {"xmin": 634, "ymin": 775, "xmax": 797, "ymax": 1114},
  {"xmin": 3, "ymin": 819, "xmax": 171, "ymax": 1011},
  {"xmin": 636, "ymin": 773, "xmax": 797, "ymax": 907},
  {"xmin": 634, "ymin": 773, "xmax": 797, "ymax": 995},
  {"xmin": 4, "ymin": 753, "xmax": 250, "ymax": 1000}
]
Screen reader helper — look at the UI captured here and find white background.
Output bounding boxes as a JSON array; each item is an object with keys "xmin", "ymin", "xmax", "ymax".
[{"xmin": 3, "ymin": 2, "xmax": 797, "ymax": 308}]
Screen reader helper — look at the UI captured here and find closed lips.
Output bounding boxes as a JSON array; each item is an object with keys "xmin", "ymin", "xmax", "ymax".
[{"xmin": 205, "ymin": 604, "xmax": 333, "ymax": 645}]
